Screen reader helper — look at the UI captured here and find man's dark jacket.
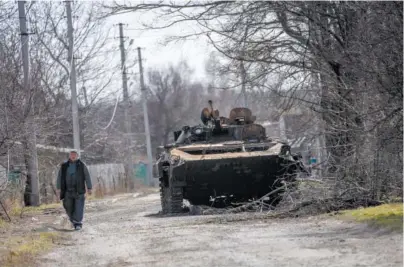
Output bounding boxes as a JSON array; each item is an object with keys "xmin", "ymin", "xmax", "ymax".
[{"xmin": 57, "ymin": 159, "xmax": 92, "ymax": 200}]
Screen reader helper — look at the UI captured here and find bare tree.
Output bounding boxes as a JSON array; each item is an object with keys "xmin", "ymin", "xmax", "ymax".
[
  {"xmin": 0, "ymin": 2, "xmax": 47, "ymax": 206},
  {"xmin": 29, "ymin": 1, "xmax": 114, "ymax": 150},
  {"xmin": 104, "ymin": 1, "xmax": 403, "ymax": 202},
  {"xmin": 145, "ymin": 61, "xmax": 203, "ymax": 147}
]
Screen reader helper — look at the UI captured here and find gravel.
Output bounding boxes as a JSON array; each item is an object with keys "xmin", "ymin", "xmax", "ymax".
[{"xmin": 39, "ymin": 193, "xmax": 403, "ymax": 267}]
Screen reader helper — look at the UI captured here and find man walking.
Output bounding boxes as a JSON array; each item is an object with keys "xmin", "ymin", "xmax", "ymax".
[{"xmin": 56, "ymin": 150, "xmax": 92, "ymax": 230}]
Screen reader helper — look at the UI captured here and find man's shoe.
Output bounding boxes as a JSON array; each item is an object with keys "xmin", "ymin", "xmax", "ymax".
[{"xmin": 74, "ymin": 225, "xmax": 82, "ymax": 231}]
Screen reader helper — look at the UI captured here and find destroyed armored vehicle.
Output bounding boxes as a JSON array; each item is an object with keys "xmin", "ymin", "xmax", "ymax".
[{"xmin": 153, "ymin": 101, "xmax": 307, "ymax": 214}]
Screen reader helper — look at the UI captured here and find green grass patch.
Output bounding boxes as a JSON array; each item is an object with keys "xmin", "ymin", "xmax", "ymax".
[
  {"xmin": 341, "ymin": 203, "xmax": 403, "ymax": 232},
  {"xmin": 1, "ymin": 232, "xmax": 60, "ymax": 267}
]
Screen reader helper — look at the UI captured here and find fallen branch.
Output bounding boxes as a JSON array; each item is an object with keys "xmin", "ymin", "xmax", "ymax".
[
  {"xmin": 227, "ymin": 181, "xmax": 298, "ymax": 213},
  {"xmin": 298, "ymin": 178, "xmax": 324, "ymax": 184},
  {"xmin": 0, "ymin": 198, "xmax": 11, "ymax": 222}
]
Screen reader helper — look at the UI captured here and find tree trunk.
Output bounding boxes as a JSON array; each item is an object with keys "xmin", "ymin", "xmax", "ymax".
[{"xmin": 23, "ymin": 117, "xmax": 40, "ymax": 206}]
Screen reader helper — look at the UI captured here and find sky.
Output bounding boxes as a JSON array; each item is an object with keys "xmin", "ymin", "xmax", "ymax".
[
  {"xmin": 105, "ymin": 8, "xmax": 213, "ymax": 82},
  {"xmin": 67, "ymin": 1, "xmax": 301, "ymax": 105}
]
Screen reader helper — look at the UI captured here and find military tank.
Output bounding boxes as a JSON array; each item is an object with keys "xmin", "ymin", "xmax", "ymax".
[{"xmin": 153, "ymin": 101, "xmax": 307, "ymax": 214}]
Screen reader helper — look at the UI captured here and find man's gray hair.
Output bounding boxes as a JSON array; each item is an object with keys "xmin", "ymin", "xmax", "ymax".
[{"xmin": 70, "ymin": 150, "xmax": 79, "ymax": 156}]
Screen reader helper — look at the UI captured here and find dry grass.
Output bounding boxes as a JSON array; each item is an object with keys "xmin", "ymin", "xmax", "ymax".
[
  {"xmin": 1, "ymin": 232, "xmax": 61, "ymax": 267},
  {"xmin": 0, "ymin": 201, "xmax": 64, "ymax": 266},
  {"xmin": 0, "ymin": 184, "xmax": 156, "ymax": 266},
  {"xmin": 9, "ymin": 203, "xmax": 62, "ymax": 217},
  {"xmin": 87, "ymin": 182, "xmax": 158, "ymax": 201},
  {"xmin": 340, "ymin": 202, "xmax": 403, "ymax": 232},
  {"xmin": 0, "ymin": 218, "xmax": 9, "ymax": 229}
]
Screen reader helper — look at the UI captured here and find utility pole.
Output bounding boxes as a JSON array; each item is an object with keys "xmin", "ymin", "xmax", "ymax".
[
  {"xmin": 18, "ymin": 0, "xmax": 40, "ymax": 206},
  {"xmin": 118, "ymin": 23, "xmax": 135, "ymax": 190},
  {"xmin": 240, "ymin": 59, "xmax": 247, "ymax": 108},
  {"xmin": 137, "ymin": 47, "xmax": 154, "ymax": 186},
  {"xmin": 65, "ymin": 1, "xmax": 81, "ymax": 152},
  {"xmin": 240, "ymin": 20, "xmax": 249, "ymax": 108}
]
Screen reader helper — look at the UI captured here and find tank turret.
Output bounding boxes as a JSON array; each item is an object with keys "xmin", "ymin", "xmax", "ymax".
[{"xmin": 228, "ymin": 107, "xmax": 256, "ymax": 125}]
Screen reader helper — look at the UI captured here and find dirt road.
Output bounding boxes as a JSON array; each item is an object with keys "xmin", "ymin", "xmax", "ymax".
[{"xmin": 40, "ymin": 193, "xmax": 402, "ymax": 267}]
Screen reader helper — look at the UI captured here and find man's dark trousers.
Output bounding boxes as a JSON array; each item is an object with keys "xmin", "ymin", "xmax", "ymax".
[{"xmin": 63, "ymin": 191, "xmax": 85, "ymax": 227}]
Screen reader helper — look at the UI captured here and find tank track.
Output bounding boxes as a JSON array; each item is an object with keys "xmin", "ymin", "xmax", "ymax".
[
  {"xmin": 159, "ymin": 180, "xmax": 168, "ymax": 214},
  {"xmin": 159, "ymin": 179, "xmax": 184, "ymax": 214}
]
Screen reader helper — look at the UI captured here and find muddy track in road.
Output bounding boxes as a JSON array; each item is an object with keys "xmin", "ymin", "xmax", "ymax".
[{"xmin": 40, "ymin": 193, "xmax": 402, "ymax": 267}]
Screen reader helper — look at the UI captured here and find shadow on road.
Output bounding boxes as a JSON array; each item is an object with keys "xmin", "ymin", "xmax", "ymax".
[
  {"xmin": 144, "ymin": 211, "xmax": 192, "ymax": 218},
  {"xmin": 33, "ymin": 225, "xmax": 75, "ymax": 233}
]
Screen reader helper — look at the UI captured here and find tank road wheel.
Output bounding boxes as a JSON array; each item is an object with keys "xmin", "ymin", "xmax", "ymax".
[{"xmin": 159, "ymin": 178, "xmax": 184, "ymax": 214}]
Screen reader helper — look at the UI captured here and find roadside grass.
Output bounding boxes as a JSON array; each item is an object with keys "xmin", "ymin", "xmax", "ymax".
[
  {"xmin": 340, "ymin": 202, "xmax": 403, "ymax": 232},
  {"xmin": 87, "ymin": 192, "xmax": 105, "ymax": 201},
  {"xmin": 0, "ymin": 201, "xmax": 64, "ymax": 267},
  {"xmin": 9, "ymin": 202, "xmax": 62, "ymax": 217},
  {"xmin": 295, "ymin": 179, "xmax": 403, "ymax": 232},
  {"xmin": 1, "ymin": 232, "xmax": 61, "ymax": 267},
  {"xmin": 0, "ymin": 217, "xmax": 10, "ymax": 229},
  {"xmin": 0, "ymin": 188, "xmax": 156, "ymax": 266}
]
